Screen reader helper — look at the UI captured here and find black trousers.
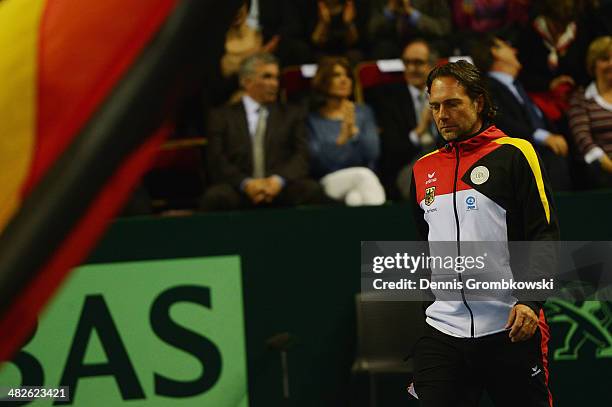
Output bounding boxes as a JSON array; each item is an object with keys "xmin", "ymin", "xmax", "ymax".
[{"xmin": 413, "ymin": 323, "xmax": 552, "ymax": 407}]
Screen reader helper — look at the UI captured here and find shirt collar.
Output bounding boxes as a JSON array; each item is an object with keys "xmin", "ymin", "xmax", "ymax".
[
  {"xmin": 585, "ymin": 81, "xmax": 612, "ymax": 112},
  {"xmin": 441, "ymin": 124, "xmax": 503, "ymax": 154},
  {"xmin": 488, "ymin": 71, "xmax": 515, "ymax": 87},
  {"xmin": 407, "ymin": 84, "xmax": 425, "ymax": 100},
  {"xmin": 585, "ymin": 82, "xmax": 598, "ymax": 99},
  {"xmin": 242, "ymin": 94, "xmax": 262, "ymax": 115}
]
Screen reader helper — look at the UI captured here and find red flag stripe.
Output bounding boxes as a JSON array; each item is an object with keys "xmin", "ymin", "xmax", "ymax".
[{"xmin": 22, "ymin": 0, "xmax": 177, "ymax": 197}]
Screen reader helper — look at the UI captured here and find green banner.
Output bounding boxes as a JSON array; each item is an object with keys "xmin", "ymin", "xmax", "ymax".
[{"xmin": 0, "ymin": 256, "xmax": 248, "ymax": 406}]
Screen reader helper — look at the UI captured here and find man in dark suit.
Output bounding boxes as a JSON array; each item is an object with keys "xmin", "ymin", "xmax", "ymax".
[
  {"xmin": 201, "ymin": 52, "xmax": 324, "ymax": 211},
  {"xmin": 470, "ymin": 35, "xmax": 572, "ymax": 191},
  {"xmin": 365, "ymin": 39, "xmax": 438, "ymax": 200}
]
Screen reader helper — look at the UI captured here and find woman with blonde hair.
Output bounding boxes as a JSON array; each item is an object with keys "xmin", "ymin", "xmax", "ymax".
[
  {"xmin": 307, "ymin": 57, "xmax": 385, "ymax": 205},
  {"xmin": 568, "ymin": 35, "xmax": 612, "ymax": 188}
]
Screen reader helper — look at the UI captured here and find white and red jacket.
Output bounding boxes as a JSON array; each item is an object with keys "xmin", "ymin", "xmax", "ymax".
[{"xmin": 410, "ymin": 125, "xmax": 559, "ymax": 338}]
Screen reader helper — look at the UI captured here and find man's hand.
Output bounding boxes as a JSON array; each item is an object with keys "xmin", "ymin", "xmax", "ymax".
[
  {"xmin": 317, "ymin": 1, "xmax": 331, "ymax": 25},
  {"xmin": 386, "ymin": 0, "xmax": 413, "ymax": 15},
  {"xmin": 544, "ymin": 134, "xmax": 569, "ymax": 157},
  {"xmin": 414, "ymin": 105, "xmax": 432, "ymax": 136},
  {"xmin": 244, "ymin": 179, "xmax": 267, "ymax": 204},
  {"xmin": 401, "ymin": 0, "xmax": 414, "ymax": 15},
  {"xmin": 505, "ymin": 304, "xmax": 538, "ymax": 342},
  {"xmin": 343, "ymin": 0, "xmax": 356, "ymax": 24},
  {"xmin": 549, "ymin": 75, "xmax": 575, "ymax": 91},
  {"xmin": 386, "ymin": 0, "xmax": 401, "ymax": 14},
  {"xmin": 600, "ymin": 155, "xmax": 612, "ymax": 173},
  {"xmin": 262, "ymin": 35, "xmax": 280, "ymax": 53},
  {"xmin": 262, "ymin": 176, "xmax": 283, "ymax": 202}
]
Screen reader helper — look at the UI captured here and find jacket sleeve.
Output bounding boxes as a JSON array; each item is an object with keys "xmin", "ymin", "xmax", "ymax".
[
  {"xmin": 206, "ymin": 108, "xmax": 250, "ymax": 189},
  {"xmin": 568, "ymin": 88, "xmax": 599, "ymax": 160},
  {"xmin": 491, "ymin": 93, "xmax": 537, "ymax": 143},
  {"xmin": 413, "ymin": 0, "xmax": 452, "ymax": 37},
  {"xmin": 410, "ymin": 169, "xmax": 429, "ymax": 241},
  {"xmin": 511, "ymin": 144, "xmax": 560, "ymax": 314}
]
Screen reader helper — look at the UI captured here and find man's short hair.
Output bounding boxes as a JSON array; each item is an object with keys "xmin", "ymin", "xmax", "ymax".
[
  {"xmin": 468, "ymin": 35, "xmax": 497, "ymax": 73},
  {"xmin": 426, "ymin": 60, "xmax": 497, "ymax": 121},
  {"xmin": 586, "ymin": 36, "xmax": 612, "ymax": 77},
  {"xmin": 239, "ymin": 52, "xmax": 279, "ymax": 83},
  {"xmin": 403, "ymin": 38, "xmax": 439, "ymax": 66}
]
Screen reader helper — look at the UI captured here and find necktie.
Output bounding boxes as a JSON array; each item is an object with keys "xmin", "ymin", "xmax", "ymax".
[
  {"xmin": 513, "ymin": 80, "xmax": 546, "ymax": 129},
  {"xmin": 252, "ymin": 106, "xmax": 267, "ymax": 178},
  {"xmin": 417, "ymin": 91, "xmax": 426, "ymax": 116},
  {"xmin": 416, "ymin": 91, "xmax": 437, "ymax": 148}
]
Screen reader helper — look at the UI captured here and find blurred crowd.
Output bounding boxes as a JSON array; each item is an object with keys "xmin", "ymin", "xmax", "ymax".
[{"xmin": 129, "ymin": 0, "xmax": 612, "ymax": 215}]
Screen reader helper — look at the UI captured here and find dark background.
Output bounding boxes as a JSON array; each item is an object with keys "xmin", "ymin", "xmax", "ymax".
[{"xmin": 88, "ymin": 190, "xmax": 612, "ymax": 406}]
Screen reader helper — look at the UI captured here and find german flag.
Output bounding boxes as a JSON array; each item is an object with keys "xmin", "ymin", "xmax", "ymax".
[{"xmin": 0, "ymin": 0, "xmax": 239, "ymax": 361}]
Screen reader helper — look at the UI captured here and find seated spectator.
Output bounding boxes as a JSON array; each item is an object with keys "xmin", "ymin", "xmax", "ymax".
[
  {"xmin": 244, "ymin": 0, "xmax": 283, "ymax": 51},
  {"xmin": 249, "ymin": 0, "xmax": 313, "ymax": 66},
  {"xmin": 201, "ymin": 53, "xmax": 326, "ymax": 211},
  {"xmin": 307, "ymin": 57, "xmax": 386, "ymax": 206},
  {"xmin": 218, "ymin": 0, "xmax": 279, "ymax": 104},
  {"xmin": 450, "ymin": 0, "xmax": 531, "ymax": 50},
  {"xmin": 267, "ymin": 0, "xmax": 369, "ymax": 66},
  {"xmin": 365, "ymin": 39, "xmax": 440, "ymax": 200},
  {"xmin": 368, "ymin": 0, "xmax": 451, "ymax": 59},
  {"xmin": 516, "ymin": 0, "xmax": 599, "ymax": 123},
  {"xmin": 310, "ymin": 0, "xmax": 365, "ymax": 64},
  {"xmin": 471, "ymin": 35, "xmax": 572, "ymax": 190},
  {"xmin": 568, "ymin": 36, "xmax": 612, "ymax": 188}
]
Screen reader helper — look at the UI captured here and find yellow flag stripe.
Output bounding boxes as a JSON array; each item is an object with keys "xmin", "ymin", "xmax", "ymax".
[
  {"xmin": 493, "ymin": 137, "xmax": 551, "ymax": 223},
  {"xmin": 0, "ymin": 0, "xmax": 45, "ymax": 232}
]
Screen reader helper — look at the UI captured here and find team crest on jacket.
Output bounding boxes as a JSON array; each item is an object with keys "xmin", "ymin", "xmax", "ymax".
[{"xmin": 424, "ymin": 186, "xmax": 436, "ymax": 206}]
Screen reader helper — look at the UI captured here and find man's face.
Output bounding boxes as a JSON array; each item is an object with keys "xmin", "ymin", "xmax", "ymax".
[
  {"xmin": 491, "ymin": 38, "xmax": 521, "ymax": 72},
  {"xmin": 402, "ymin": 42, "xmax": 432, "ymax": 90},
  {"xmin": 243, "ymin": 62, "xmax": 279, "ymax": 104},
  {"xmin": 428, "ymin": 76, "xmax": 483, "ymax": 141}
]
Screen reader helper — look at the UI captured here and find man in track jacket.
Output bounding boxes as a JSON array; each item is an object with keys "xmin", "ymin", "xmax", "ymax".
[{"xmin": 409, "ymin": 60, "xmax": 558, "ymax": 407}]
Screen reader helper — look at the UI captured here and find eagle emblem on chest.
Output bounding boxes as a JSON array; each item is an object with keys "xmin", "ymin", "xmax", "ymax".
[{"xmin": 424, "ymin": 186, "xmax": 436, "ymax": 206}]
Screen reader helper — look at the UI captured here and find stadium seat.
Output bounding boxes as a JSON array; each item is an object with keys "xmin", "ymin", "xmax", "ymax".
[
  {"xmin": 281, "ymin": 64, "xmax": 316, "ymax": 103},
  {"xmin": 352, "ymin": 292, "xmax": 424, "ymax": 407},
  {"xmin": 354, "ymin": 60, "xmax": 406, "ymax": 103},
  {"xmin": 145, "ymin": 136, "xmax": 208, "ymax": 211}
]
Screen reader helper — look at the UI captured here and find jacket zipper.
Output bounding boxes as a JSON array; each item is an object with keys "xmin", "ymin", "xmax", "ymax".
[{"xmin": 453, "ymin": 144, "xmax": 475, "ymax": 338}]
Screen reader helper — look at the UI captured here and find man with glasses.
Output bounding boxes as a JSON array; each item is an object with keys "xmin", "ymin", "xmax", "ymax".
[{"xmin": 366, "ymin": 38, "xmax": 439, "ymax": 200}]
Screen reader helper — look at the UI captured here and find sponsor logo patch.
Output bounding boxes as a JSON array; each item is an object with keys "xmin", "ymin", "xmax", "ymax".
[
  {"xmin": 425, "ymin": 171, "xmax": 437, "ymax": 184},
  {"xmin": 466, "ymin": 195, "xmax": 478, "ymax": 211}
]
